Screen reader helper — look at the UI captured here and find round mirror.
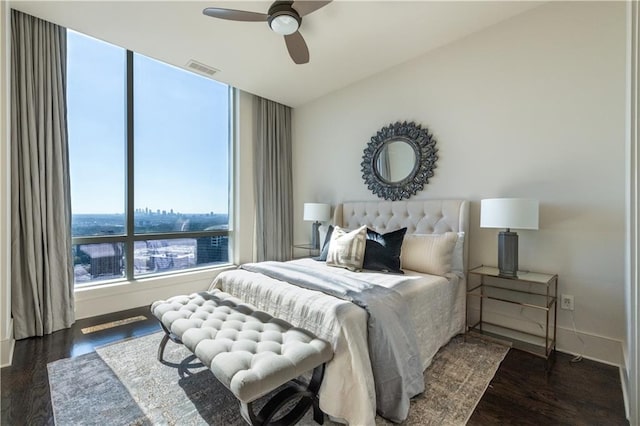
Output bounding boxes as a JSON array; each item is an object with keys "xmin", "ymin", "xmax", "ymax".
[
  {"xmin": 361, "ymin": 121, "xmax": 438, "ymax": 201},
  {"xmin": 375, "ymin": 139, "xmax": 418, "ymax": 184}
]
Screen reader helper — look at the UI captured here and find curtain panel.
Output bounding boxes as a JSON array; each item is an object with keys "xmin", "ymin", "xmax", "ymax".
[
  {"xmin": 10, "ymin": 10, "xmax": 75, "ymax": 339},
  {"xmin": 254, "ymin": 96, "xmax": 293, "ymax": 262}
]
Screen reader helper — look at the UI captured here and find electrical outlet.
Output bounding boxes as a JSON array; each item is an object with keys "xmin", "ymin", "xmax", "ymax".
[{"xmin": 561, "ymin": 294, "xmax": 574, "ymax": 311}]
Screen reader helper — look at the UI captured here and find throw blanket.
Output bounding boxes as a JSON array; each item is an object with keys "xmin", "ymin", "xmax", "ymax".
[{"xmin": 240, "ymin": 261, "xmax": 424, "ymax": 422}]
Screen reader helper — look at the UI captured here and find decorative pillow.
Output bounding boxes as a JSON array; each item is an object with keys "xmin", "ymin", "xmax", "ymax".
[
  {"xmin": 313, "ymin": 225, "xmax": 334, "ymax": 261},
  {"xmin": 363, "ymin": 227, "xmax": 407, "ymax": 274},
  {"xmin": 400, "ymin": 232, "xmax": 458, "ymax": 276},
  {"xmin": 326, "ymin": 225, "xmax": 367, "ymax": 271},
  {"xmin": 452, "ymin": 232, "xmax": 465, "ymax": 273}
]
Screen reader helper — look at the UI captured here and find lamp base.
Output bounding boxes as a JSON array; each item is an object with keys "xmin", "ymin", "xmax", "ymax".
[
  {"xmin": 498, "ymin": 230, "xmax": 518, "ymax": 278},
  {"xmin": 310, "ymin": 221, "xmax": 320, "ymax": 250}
]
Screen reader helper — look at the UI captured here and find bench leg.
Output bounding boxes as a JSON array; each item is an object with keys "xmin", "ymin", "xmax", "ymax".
[
  {"xmin": 310, "ymin": 365, "xmax": 325, "ymax": 425},
  {"xmin": 157, "ymin": 323, "xmax": 182, "ymax": 363},
  {"xmin": 157, "ymin": 332, "xmax": 170, "ymax": 362},
  {"xmin": 240, "ymin": 364, "xmax": 326, "ymax": 426}
]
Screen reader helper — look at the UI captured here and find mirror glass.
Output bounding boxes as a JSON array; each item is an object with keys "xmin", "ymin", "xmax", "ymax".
[{"xmin": 375, "ymin": 140, "xmax": 417, "ymax": 183}]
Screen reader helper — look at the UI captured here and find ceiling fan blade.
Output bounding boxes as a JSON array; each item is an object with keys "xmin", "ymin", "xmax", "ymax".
[
  {"xmin": 202, "ymin": 7, "xmax": 268, "ymax": 22},
  {"xmin": 284, "ymin": 31, "xmax": 310, "ymax": 64},
  {"xmin": 291, "ymin": 1, "xmax": 332, "ymax": 17}
]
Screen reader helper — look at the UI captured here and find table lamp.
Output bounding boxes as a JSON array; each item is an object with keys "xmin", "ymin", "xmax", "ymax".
[
  {"xmin": 480, "ymin": 198, "xmax": 539, "ymax": 277},
  {"xmin": 303, "ymin": 203, "xmax": 331, "ymax": 249}
]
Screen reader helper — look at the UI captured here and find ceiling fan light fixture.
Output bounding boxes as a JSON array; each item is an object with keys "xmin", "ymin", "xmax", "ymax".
[
  {"xmin": 269, "ymin": 12, "xmax": 300, "ymax": 35},
  {"xmin": 202, "ymin": 0, "xmax": 333, "ymax": 64}
]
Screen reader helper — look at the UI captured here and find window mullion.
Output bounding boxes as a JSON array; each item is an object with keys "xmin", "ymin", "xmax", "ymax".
[{"xmin": 125, "ymin": 50, "xmax": 135, "ymax": 280}]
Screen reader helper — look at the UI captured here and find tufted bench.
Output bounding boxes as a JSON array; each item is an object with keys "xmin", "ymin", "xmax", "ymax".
[{"xmin": 150, "ymin": 289, "xmax": 333, "ymax": 426}]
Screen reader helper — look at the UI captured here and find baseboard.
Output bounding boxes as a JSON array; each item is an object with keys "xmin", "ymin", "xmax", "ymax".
[
  {"xmin": 74, "ymin": 266, "xmax": 234, "ymax": 320},
  {"xmin": 555, "ymin": 326, "xmax": 623, "ymax": 367},
  {"xmin": 1, "ymin": 318, "xmax": 14, "ymax": 367},
  {"xmin": 467, "ymin": 307, "xmax": 623, "ymax": 366},
  {"xmin": 620, "ymin": 363, "xmax": 630, "ymax": 421},
  {"xmin": 620, "ymin": 343, "xmax": 638, "ymax": 424}
]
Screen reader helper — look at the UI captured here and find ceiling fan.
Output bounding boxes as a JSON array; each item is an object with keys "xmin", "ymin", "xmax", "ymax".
[{"xmin": 203, "ymin": 1, "xmax": 332, "ymax": 65}]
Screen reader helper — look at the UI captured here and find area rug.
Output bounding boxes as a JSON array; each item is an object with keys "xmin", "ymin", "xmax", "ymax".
[{"xmin": 48, "ymin": 332, "xmax": 509, "ymax": 426}]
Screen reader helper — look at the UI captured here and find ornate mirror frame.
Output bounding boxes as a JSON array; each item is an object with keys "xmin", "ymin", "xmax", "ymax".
[{"xmin": 361, "ymin": 121, "xmax": 438, "ymax": 201}]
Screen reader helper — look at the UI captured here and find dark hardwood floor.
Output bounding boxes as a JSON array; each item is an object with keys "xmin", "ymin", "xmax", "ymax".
[
  {"xmin": 469, "ymin": 349, "xmax": 628, "ymax": 425},
  {"xmin": 1, "ymin": 307, "xmax": 162, "ymax": 426},
  {"xmin": 1, "ymin": 306, "xmax": 629, "ymax": 425}
]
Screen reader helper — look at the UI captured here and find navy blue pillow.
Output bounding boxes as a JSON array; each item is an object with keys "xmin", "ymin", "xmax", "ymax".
[
  {"xmin": 313, "ymin": 225, "xmax": 334, "ymax": 261},
  {"xmin": 363, "ymin": 227, "xmax": 407, "ymax": 274}
]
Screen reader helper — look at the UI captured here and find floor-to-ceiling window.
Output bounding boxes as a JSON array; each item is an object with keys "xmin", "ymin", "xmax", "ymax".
[{"xmin": 67, "ymin": 30, "xmax": 231, "ymax": 286}]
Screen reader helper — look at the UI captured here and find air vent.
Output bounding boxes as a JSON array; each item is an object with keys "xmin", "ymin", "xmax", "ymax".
[{"xmin": 186, "ymin": 60, "xmax": 219, "ymax": 77}]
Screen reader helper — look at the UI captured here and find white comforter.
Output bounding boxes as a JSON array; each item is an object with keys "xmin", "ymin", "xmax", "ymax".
[{"xmin": 210, "ymin": 259, "xmax": 465, "ymax": 425}]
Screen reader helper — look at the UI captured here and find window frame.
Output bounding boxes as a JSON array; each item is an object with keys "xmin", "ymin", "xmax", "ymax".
[{"xmin": 71, "ymin": 47, "xmax": 233, "ymax": 287}]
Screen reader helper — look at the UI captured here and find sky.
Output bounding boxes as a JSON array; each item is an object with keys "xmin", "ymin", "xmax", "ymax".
[{"xmin": 66, "ymin": 30, "xmax": 230, "ymax": 215}]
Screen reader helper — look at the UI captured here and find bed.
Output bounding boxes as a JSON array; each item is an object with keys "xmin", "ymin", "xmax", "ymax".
[{"xmin": 210, "ymin": 199, "xmax": 469, "ymax": 425}]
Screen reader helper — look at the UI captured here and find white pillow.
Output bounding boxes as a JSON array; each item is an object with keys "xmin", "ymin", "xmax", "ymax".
[
  {"xmin": 452, "ymin": 231, "xmax": 465, "ymax": 273},
  {"xmin": 326, "ymin": 225, "xmax": 367, "ymax": 271},
  {"xmin": 401, "ymin": 232, "xmax": 458, "ymax": 276}
]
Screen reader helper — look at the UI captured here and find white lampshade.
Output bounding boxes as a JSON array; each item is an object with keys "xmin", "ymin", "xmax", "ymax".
[
  {"xmin": 480, "ymin": 198, "xmax": 539, "ymax": 230},
  {"xmin": 303, "ymin": 203, "xmax": 331, "ymax": 222}
]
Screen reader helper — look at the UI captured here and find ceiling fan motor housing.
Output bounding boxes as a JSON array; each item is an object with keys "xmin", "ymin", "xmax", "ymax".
[{"xmin": 268, "ymin": 1, "xmax": 301, "ymax": 35}]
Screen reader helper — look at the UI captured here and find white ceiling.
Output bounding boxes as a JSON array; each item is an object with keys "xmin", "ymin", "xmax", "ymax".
[{"xmin": 10, "ymin": 1, "xmax": 541, "ymax": 107}]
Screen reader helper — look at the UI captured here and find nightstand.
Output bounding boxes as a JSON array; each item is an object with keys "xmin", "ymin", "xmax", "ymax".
[
  {"xmin": 293, "ymin": 243, "xmax": 319, "ymax": 258},
  {"xmin": 466, "ymin": 265, "xmax": 558, "ymax": 370}
]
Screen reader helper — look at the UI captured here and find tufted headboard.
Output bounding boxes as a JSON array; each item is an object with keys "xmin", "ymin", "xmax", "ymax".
[{"xmin": 333, "ymin": 200, "xmax": 470, "ymax": 272}]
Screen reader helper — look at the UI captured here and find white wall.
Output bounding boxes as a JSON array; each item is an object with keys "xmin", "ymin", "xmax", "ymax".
[
  {"xmin": 0, "ymin": 0, "xmax": 14, "ymax": 367},
  {"xmin": 0, "ymin": 2, "xmax": 14, "ymax": 366},
  {"xmin": 234, "ymin": 90, "xmax": 256, "ymax": 265},
  {"xmin": 293, "ymin": 1, "xmax": 627, "ymax": 365},
  {"xmin": 624, "ymin": 1, "xmax": 639, "ymax": 422}
]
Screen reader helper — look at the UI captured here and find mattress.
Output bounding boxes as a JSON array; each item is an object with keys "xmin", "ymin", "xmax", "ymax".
[{"xmin": 210, "ymin": 258, "xmax": 465, "ymax": 425}]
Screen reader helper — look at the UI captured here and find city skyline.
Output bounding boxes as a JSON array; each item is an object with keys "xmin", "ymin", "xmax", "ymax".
[
  {"xmin": 71, "ymin": 210, "xmax": 228, "ymax": 238},
  {"xmin": 73, "ymin": 209, "xmax": 229, "ymax": 216}
]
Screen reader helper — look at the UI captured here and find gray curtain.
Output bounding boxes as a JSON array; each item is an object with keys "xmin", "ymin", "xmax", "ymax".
[
  {"xmin": 10, "ymin": 10, "xmax": 75, "ymax": 339},
  {"xmin": 254, "ymin": 96, "xmax": 293, "ymax": 261}
]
